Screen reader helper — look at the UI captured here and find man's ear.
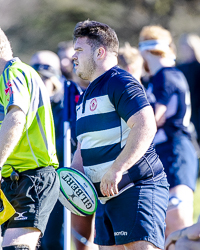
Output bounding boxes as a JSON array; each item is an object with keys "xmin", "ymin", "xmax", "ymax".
[{"xmin": 95, "ymin": 47, "xmax": 106, "ymax": 59}]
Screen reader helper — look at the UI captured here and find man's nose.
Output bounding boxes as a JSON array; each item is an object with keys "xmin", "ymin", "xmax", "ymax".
[{"xmin": 72, "ymin": 53, "xmax": 77, "ymax": 60}]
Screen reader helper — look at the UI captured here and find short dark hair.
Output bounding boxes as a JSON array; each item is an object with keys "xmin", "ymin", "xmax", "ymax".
[{"xmin": 73, "ymin": 20, "xmax": 119, "ymax": 54}]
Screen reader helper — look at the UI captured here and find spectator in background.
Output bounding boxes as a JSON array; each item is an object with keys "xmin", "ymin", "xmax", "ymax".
[
  {"xmin": 57, "ymin": 40, "xmax": 89, "ymax": 90},
  {"xmin": 139, "ymin": 25, "xmax": 199, "ymax": 245},
  {"xmin": 57, "ymin": 41, "xmax": 74, "ymax": 80},
  {"xmin": 118, "ymin": 42, "xmax": 143, "ymax": 82},
  {"xmin": 118, "ymin": 42, "xmax": 156, "ymax": 114},
  {"xmin": 177, "ymin": 33, "xmax": 200, "ymax": 148},
  {"xmin": 30, "ymin": 50, "xmax": 81, "ymax": 250}
]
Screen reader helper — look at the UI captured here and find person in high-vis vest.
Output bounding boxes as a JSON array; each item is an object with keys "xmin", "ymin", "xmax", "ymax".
[{"xmin": 0, "ymin": 28, "xmax": 59, "ymax": 250}]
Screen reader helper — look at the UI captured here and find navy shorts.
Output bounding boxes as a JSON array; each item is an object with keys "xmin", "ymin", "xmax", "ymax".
[
  {"xmin": 94, "ymin": 177, "xmax": 169, "ymax": 249},
  {"xmin": 1, "ymin": 166, "xmax": 60, "ymax": 236},
  {"xmin": 155, "ymin": 135, "xmax": 199, "ymax": 191}
]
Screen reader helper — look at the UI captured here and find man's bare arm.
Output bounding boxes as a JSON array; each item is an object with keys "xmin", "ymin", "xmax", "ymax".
[
  {"xmin": 0, "ymin": 106, "xmax": 26, "ymax": 168},
  {"xmin": 154, "ymin": 103, "xmax": 167, "ymax": 127},
  {"xmin": 100, "ymin": 105, "xmax": 157, "ymax": 197}
]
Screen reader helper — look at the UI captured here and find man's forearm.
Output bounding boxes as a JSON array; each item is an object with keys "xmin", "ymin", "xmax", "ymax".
[
  {"xmin": 100, "ymin": 106, "xmax": 157, "ymax": 197},
  {"xmin": 0, "ymin": 107, "xmax": 25, "ymax": 168}
]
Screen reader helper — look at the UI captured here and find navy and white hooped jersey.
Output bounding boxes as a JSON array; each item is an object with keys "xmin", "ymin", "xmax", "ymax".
[
  {"xmin": 147, "ymin": 67, "xmax": 191, "ymax": 144},
  {"xmin": 76, "ymin": 66, "xmax": 163, "ymax": 187}
]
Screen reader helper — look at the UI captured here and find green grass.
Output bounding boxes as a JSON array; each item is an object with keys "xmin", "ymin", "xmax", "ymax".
[{"xmin": 193, "ymin": 177, "xmax": 200, "ymax": 223}]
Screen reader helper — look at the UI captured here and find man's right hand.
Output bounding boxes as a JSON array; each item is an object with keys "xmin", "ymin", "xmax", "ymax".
[{"xmin": 100, "ymin": 168, "xmax": 122, "ymax": 197}]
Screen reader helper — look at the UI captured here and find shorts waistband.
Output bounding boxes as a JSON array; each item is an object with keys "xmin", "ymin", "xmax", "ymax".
[
  {"xmin": 19, "ymin": 165, "xmax": 55, "ymax": 176},
  {"xmin": 94, "ymin": 159, "xmax": 164, "ymax": 197},
  {"xmin": 2, "ymin": 166, "xmax": 55, "ymax": 181}
]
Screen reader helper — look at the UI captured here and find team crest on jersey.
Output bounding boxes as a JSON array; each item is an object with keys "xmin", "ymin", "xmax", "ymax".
[{"xmin": 90, "ymin": 98, "xmax": 97, "ymax": 111}]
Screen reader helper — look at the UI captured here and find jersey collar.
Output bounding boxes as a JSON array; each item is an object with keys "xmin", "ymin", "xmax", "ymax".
[{"xmin": 3, "ymin": 57, "xmax": 21, "ymax": 71}]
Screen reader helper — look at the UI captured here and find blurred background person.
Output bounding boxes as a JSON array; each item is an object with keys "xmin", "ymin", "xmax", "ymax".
[
  {"xmin": 118, "ymin": 42, "xmax": 143, "ymax": 82},
  {"xmin": 57, "ymin": 40, "xmax": 74, "ymax": 81},
  {"xmin": 138, "ymin": 25, "xmax": 199, "ymax": 246},
  {"xmin": 57, "ymin": 40, "xmax": 89, "ymax": 90},
  {"xmin": 177, "ymin": 33, "xmax": 200, "ymax": 150},
  {"xmin": 30, "ymin": 50, "xmax": 81, "ymax": 250},
  {"xmin": 118, "ymin": 42, "xmax": 156, "ymax": 112}
]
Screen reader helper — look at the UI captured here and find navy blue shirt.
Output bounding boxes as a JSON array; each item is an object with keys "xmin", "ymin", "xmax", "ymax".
[
  {"xmin": 147, "ymin": 67, "xmax": 191, "ymax": 143},
  {"xmin": 76, "ymin": 66, "xmax": 164, "ymax": 201}
]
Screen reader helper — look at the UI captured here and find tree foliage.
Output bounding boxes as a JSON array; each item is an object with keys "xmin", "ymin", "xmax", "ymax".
[{"xmin": 0, "ymin": 0, "xmax": 200, "ymax": 62}]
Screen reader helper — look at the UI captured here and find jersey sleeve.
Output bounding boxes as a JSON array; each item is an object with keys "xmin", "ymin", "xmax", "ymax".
[
  {"xmin": 0, "ymin": 104, "xmax": 5, "ymax": 127},
  {"xmin": 0, "ymin": 67, "xmax": 31, "ymax": 114},
  {"xmin": 108, "ymin": 73, "xmax": 150, "ymax": 122},
  {"xmin": 152, "ymin": 71, "xmax": 174, "ymax": 106}
]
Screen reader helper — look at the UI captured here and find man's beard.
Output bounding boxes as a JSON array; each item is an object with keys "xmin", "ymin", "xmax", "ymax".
[{"xmin": 78, "ymin": 57, "xmax": 97, "ymax": 81}]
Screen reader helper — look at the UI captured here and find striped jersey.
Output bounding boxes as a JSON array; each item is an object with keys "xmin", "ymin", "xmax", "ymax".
[
  {"xmin": 76, "ymin": 66, "xmax": 163, "ymax": 186},
  {"xmin": 0, "ymin": 58, "xmax": 58, "ymax": 177}
]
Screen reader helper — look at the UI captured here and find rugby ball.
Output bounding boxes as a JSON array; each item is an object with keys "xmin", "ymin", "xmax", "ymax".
[{"xmin": 57, "ymin": 167, "xmax": 98, "ymax": 216}]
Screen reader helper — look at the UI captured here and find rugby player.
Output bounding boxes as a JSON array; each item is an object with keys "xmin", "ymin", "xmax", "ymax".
[
  {"xmin": 70, "ymin": 20, "xmax": 169, "ymax": 250},
  {"xmin": 139, "ymin": 25, "xmax": 199, "ymax": 242}
]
